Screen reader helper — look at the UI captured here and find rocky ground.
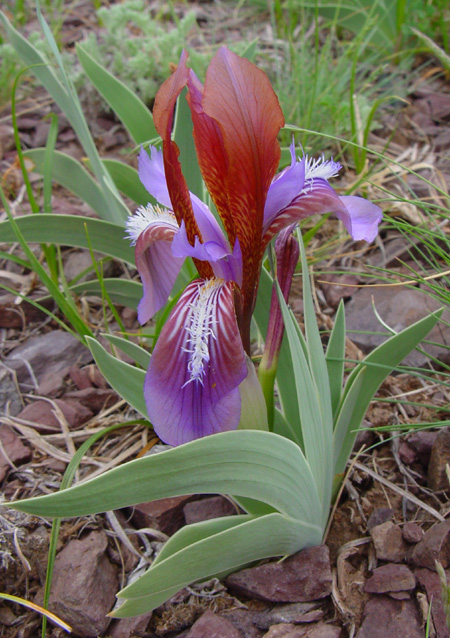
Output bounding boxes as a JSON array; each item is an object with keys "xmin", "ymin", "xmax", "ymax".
[{"xmin": 1, "ymin": 1, "xmax": 450, "ymax": 637}]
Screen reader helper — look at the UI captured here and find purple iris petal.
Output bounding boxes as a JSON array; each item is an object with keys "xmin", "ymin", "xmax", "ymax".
[
  {"xmin": 337, "ymin": 195, "xmax": 383, "ymax": 242},
  {"xmin": 263, "ymin": 178, "xmax": 382, "ymax": 244},
  {"xmin": 264, "ymin": 142, "xmax": 305, "ymax": 228},
  {"xmin": 138, "ymin": 146, "xmax": 172, "ymax": 209},
  {"xmin": 144, "ymin": 279, "xmax": 248, "ymax": 446},
  {"xmin": 135, "ymin": 221, "xmax": 184, "ymax": 323}
]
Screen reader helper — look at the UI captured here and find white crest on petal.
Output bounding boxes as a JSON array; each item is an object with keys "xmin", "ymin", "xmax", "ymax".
[
  {"xmin": 125, "ymin": 204, "xmax": 177, "ymax": 245},
  {"xmin": 182, "ymin": 278, "xmax": 224, "ymax": 387},
  {"xmin": 304, "ymin": 155, "xmax": 342, "ymax": 183}
]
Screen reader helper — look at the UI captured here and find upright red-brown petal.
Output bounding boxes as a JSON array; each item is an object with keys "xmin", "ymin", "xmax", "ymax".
[
  {"xmin": 201, "ymin": 47, "xmax": 285, "ymax": 340},
  {"xmin": 152, "ymin": 51, "xmax": 210, "ymax": 280},
  {"xmin": 186, "ymin": 71, "xmax": 235, "ymax": 247}
]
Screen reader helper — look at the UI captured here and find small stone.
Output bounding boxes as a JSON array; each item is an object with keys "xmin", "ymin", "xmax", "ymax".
[
  {"xmin": 186, "ymin": 610, "xmax": 243, "ymax": 638},
  {"xmin": 16, "ymin": 399, "xmax": 93, "ymax": 433},
  {"xmin": 411, "ymin": 521, "xmax": 450, "ymax": 570},
  {"xmin": 130, "ymin": 495, "xmax": 196, "ymax": 535},
  {"xmin": 357, "ymin": 596, "xmax": 424, "ymax": 638},
  {"xmin": 37, "ymin": 369, "xmax": 67, "ymax": 397},
  {"xmin": 6, "ymin": 330, "xmax": 92, "ymax": 390},
  {"xmin": 367, "ymin": 508, "xmax": 395, "ymax": 531},
  {"xmin": 108, "ymin": 612, "xmax": 153, "ymax": 637},
  {"xmin": 255, "ymin": 603, "xmax": 322, "ymax": 629},
  {"xmin": 183, "ymin": 496, "xmax": 237, "ymax": 524},
  {"xmin": 69, "ymin": 364, "xmax": 94, "ymax": 390},
  {"xmin": 427, "ymin": 429, "xmax": 450, "ymax": 491},
  {"xmin": 389, "ymin": 591, "xmax": 411, "ymax": 600},
  {"xmin": 0, "ymin": 605, "xmax": 17, "ymax": 626},
  {"xmin": 262, "ymin": 624, "xmax": 306, "ymax": 638},
  {"xmin": 222, "ymin": 609, "xmax": 265, "ymax": 638},
  {"xmin": 403, "ymin": 522, "xmax": 424, "ymax": 544},
  {"xmin": 0, "ymin": 364, "xmax": 22, "ymax": 416},
  {"xmin": 262, "ymin": 623, "xmax": 341, "ymax": 638},
  {"xmin": 65, "ymin": 388, "xmax": 118, "ymax": 412},
  {"xmin": 364, "ymin": 564, "xmax": 415, "ymax": 593},
  {"xmin": 35, "ymin": 530, "xmax": 118, "ymax": 637},
  {"xmin": 371, "ymin": 521, "xmax": 408, "ymax": 562},
  {"xmin": 407, "ymin": 431, "xmax": 438, "ymax": 466},
  {"xmin": 398, "ymin": 441, "xmax": 417, "ymax": 465},
  {"xmin": 0, "ymin": 425, "xmax": 31, "ymax": 483},
  {"xmin": 226, "ymin": 546, "xmax": 332, "ymax": 603},
  {"xmin": 345, "ymin": 286, "xmax": 450, "ymax": 367},
  {"xmin": 416, "ymin": 568, "xmax": 449, "ymax": 638},
  {"xmin": 320, "ymin": 274, "xmax": 360, "ymax": 309}
]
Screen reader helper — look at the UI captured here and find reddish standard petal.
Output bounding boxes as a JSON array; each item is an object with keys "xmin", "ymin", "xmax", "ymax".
[
  {"xmin": 152, "ymin": 50, "xmax": 210, "ymax": 280},
  {"xmin": 186, "ymin": 70, "xmax": 235, "ymax": 247},
  {"xmin": 201, "ymin": 47, "xmax": 285, "ymax": 333},
  {"xmin": 144, "ymin": 279, "xmax": 247, "ymax": 446}
]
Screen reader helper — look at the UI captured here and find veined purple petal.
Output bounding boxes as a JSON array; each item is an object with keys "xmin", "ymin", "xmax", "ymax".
[
  {"xmin": 138, "ymin": 146, "xmax": 243, "ymax": 285},
  {"xmin": 262, "ymin": 178, "xmax": 382, "ymax": 245},
  {"xmin": 338, "ymin": 195, "xmax": 383, "ymax": 242},
  {"xmin": 138, "ymin": 146, "xmax": 172, "ymax": 209},
  {"xmin": 172, "ymin": 218, "xmax": 243, "ymax": 286},
  {"xmin": 130, "ymin": 206, "xmax": 184, "ymax": 323},
  {"xmin": 144, "ymin": 278, "xmax": 247, "ymax": 446},
  {"xmin": 264, "ymin": 142, "xmax": 305, "ymax": 228}
]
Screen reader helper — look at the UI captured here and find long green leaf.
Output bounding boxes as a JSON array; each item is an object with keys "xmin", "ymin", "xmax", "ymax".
[
  {"xmin": 101, "ymin": 159, "xmax": 151, "ymax": 206},
  {"xmin": 334, "ymin": 309, "xmax": 443, "ymax": 475},
  {"xmin": 111, "ymin": 516, "xmax": 253, "ymax": 616},
  {"xmin": 69, "ymin": 279, "xmax": 142, "ymax": 309},
  {"xmin": 297, "ymin": 235, "xmax": 333, "ymax": 526},
  {"xmin": 275, "ymin": 284, "xmax": 327, "ymax": 513},
  {"xmin": 9, "ymin": 430, "xmax": 322, "ymax": 525},
  {"xmin": 86, "ymin": 337, "xmax": 147, "ymax": 416},
  {"xmin": 325, "ymin": 300, "xmax": 346, "ymax": 419},
  {"xmin": 25, "ymin": 149, "xmax": 109, "ymax": 220},
  {"xmin": 102, "ymin": 334, "xmax": 151, "ymax": 369},
  {"xmin": 0, "ymin": 215, "xmax": 134, "ymax": 265},
  {"xmin": 115, "ymin": 513, "xmax": 321, "ymax": 616},
  {"xmin": 77, "ymin": 44, "xmax": 158, "ymax": 145},
  {"xmin": 1, "ymin": 11, "xmax": 129, "ymax": 224}
]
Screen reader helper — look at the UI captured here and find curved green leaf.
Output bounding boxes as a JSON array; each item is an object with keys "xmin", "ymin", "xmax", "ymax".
[
  {"xmin": 86, "ymin": 337, "xmax": 147, "ymax": 416},
  {"xmin": 325, "ymin": 300, "xmax": 346, "ymax": 419},
  {"xmin": 10, "ymin": 430, "xmax": 321, "ymax": 525},
  {"xmin": 77, "ymin": 44, "xmax": 158, "ymax": 145},
  {"xmin": 25, "ymin": 149, "xmax": 108, "ymax": 219},
  {"xmin": 69, "ymin": 279, "xmax": 142, "ymax": 309},
  {"xmin": 0, "ymin": 215, "xmax": 134, "ymax": 265},
  {"xmin": 102, "ymin": 334, "xmax": 150, "ymax": 369},
  {"xmin": 0, "ymin": 11, "xmax": 129, "ymax": 224},
  {"xmin": 101, "ymin": 159, "xmax": 152, "ymax": 206},
  {"xmin": 115, "ymin": 513, "xmax": 321, "ymax": 616}
]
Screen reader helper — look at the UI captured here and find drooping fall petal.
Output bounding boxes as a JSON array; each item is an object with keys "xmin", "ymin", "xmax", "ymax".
[
  {"xmin": 144, "ymin": 278, "xmax": 248, "ymax": 446},
  {"xmin": 262, "ymin": 178, "xmax": 382, "ymax": 248},
  {"xmin": 127, "ymin": 207, "xmax": 184, "ymax": 323}
]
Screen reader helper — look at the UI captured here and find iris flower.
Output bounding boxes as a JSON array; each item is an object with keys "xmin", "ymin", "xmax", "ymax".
[{"xmin": 126, "ymin": 47, "xmax": 382, "ymax": 446}]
